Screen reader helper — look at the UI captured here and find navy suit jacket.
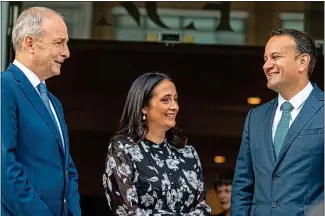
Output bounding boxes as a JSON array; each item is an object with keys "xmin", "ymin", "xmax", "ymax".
[
  {"xmin": 1, "ymin": 64, "xmax": 81, "ymax": 216},
  {"xmin": 231, "ymin": 84, "xmax": 324, "ymax": 216}
]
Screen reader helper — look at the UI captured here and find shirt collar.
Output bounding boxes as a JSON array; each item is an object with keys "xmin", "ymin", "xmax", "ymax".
[
  {"xmin": 277, "ymin": 82, "xmax": 313, "ymax": 110},
  {"xmin": 13, "ymin": 59, "xmax": 45, "ymax": 88}
]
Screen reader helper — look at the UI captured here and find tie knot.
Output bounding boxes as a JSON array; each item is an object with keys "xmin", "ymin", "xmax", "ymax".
[
  {"xmin": 281, "ymin": 101, "xmax": 293, "ymax": 112},
  {"xmin": 37, "ymin": 83, "xmax": 47, "ymax": 94}
]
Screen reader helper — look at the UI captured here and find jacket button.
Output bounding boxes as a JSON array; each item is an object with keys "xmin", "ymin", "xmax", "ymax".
[
  {"xmin": 64, "ymin": 199, "xmax": 66, "ymax": 204},
  {"xmin": 272, "ymin": 202, "xmax": 277, "ymax": 208},
  {"xmin": 273, "ymin": 175, "xmax": 278, "ymax": 180}
]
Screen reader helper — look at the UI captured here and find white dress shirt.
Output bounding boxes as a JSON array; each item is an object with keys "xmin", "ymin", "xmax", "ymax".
[
  {"xmin": 13, "ymin": 60, "xmax": 65, "ymax": 148},
  {"xmin": 272, "ymin": 82, "xmax": 313, "ymax": 142}
]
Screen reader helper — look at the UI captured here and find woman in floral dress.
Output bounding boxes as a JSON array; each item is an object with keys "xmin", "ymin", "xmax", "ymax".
[{"xmin": 103, "ymin": 72, "xmax": 211, "ymax": 216}]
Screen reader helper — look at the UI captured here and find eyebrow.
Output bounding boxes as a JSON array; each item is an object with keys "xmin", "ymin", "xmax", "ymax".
[
  {"xmin": 264, "ymin": 52, "xmax": 283, "ymax": 57},
  {"xmin": 55, "ymin": 37, "xmax": 69, "ymax": 42},
  {"xmin": 161, "ymin": 93, "xmax": 178, "ymax": 97},
  {"xmin": 270, "ymin": 52, "xmax": 282, "ymax": 55}
]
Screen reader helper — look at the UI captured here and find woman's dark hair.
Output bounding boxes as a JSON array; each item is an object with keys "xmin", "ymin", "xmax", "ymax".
[{"xmin": 111, "ymin": 72, "xmax": 187, "ymax": 148}]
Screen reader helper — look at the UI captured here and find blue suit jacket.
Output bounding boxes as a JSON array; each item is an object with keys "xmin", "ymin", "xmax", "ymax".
[
  {"xmin": 1, "ymin": 64, "xmax": 81, "ymax": 216},
  {"xmin": 231, "ymin": 84, "xmax": 324, "ymax": 216}
]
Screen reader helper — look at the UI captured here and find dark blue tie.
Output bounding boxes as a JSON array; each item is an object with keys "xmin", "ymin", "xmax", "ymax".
[
  {"xmin": 37, "ymin": 83, "xmax": 59, "ymax": 130},
  {"xmin": 274, "ymin": 101, "xmax": 294, "ymax": 160}
]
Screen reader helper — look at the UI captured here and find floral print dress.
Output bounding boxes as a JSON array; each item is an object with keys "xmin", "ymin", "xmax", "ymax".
[{"xmin": 103, "ymin": 137, "xmax": 211, "ymax": 216}]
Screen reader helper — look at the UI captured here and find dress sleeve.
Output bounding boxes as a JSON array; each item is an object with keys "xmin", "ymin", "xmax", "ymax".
[
  {"xmin": 185, "ymin": 147, "xmax": 211, "ymax": 216},
  {"xmin": 103, "ymin": 140, "xmax": 148, "ymax": 216}
]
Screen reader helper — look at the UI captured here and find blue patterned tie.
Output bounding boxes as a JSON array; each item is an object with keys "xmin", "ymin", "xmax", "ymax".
[
  {"xmin": 37, "ymin": 83, "xmax": 59, "ymax": 130},
  {"xmin": 274, "ymin": 101, "xmax": 294, "ymax": 160}
]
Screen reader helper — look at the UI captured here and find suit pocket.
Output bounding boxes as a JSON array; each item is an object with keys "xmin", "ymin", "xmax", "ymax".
[{"xmin": 299, "ymin": 127, "xmax": 324, "ymax": 136}]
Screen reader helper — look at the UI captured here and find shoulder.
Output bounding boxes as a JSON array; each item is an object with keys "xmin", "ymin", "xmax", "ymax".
[
  {"xmin": 246, "ymin": 98, "xmax": 276, "ymax": 119},
  {"xmin": 108, "ymin": 137, "xmax": 137, "ymax": 155},
  {"xmin": 254, "ymin": 99, "xmax": 276, "ymax": 112},
  {"xmin": 1, "ymin": 71, "xmax": 18, "ymax": 101},
  {"xmin": 1, "ymin": 70, "xmax": 13, "ymax": 79},
  {"xmin": 1, "ymin": 71, "xmax": 16, "ymax": 88}
]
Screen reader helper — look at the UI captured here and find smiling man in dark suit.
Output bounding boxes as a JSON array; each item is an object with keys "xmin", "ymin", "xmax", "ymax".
[
  {"xmin": 1, "ymin": 7, "xmax": 80, "ymax": 216},
  {"xmin": 231, "ymin": 29, "xmax": 323, "ymax": 216}
]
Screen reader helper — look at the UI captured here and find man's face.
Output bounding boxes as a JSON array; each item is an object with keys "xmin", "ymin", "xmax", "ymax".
[
  {"xmin": 215, "ymin": 184, "xmax": 232, "ymax": 212},
  {"xmin": 263, "ymin": 35, "xmax": 302, "ymax": 94},
  {"xmin": 32, "ymin": 14, "xmax": 70, "ymax": 79}
]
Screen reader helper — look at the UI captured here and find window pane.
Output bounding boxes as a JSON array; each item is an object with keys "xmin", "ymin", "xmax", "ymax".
[
  {"xmin": 282, "ymin": 21, "xmax": 304, "ymax": 31},
  {"xmin": 115, "ymin": 29, "xmax": 144, "ymax": 41},
  {"xmin": 146, "ymin": 16, "xmax": 180, "ymax": 30},
  {"xmin": 215, "ymin": 31, "xmax": 245, "ymax": 45},
  {"xmin": 116, "ymin": 15, "xmax": 144, "ymax": 29},
  {"xmin": 230, "ymin": 19, "xmax": 245, "ymax": 32},
  {"xmin": 183, "ymin": 17, "xmax": 216, "ymax": 31},
  {"xmin": 279, "ymin": 12, "xmax": 304, "ymax": 20}
]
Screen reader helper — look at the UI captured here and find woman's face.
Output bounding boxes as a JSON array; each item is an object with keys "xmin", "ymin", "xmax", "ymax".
[{"xmin": 143, "ymin": 79, "xmax": 179, "ymax": 133}]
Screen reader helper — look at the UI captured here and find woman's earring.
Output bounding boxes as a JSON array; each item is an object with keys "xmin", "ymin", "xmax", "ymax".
[{"xmin": 142, "ymin": 113, "xmax": 146, "ymax": 121}]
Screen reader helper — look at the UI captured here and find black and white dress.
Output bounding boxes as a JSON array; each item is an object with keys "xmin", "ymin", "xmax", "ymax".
[{"xmin": 103, "ymin": 137, "xmax": 211, "ymax": 216}]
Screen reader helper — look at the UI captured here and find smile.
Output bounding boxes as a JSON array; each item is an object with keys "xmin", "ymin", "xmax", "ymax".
[
  {"xmin": 55, "ymin": 61, "xmax": 62, "ymax": 66},
  {"xmin": 165, "ymin": 114, "xmax": 176, "ymax": 118}
]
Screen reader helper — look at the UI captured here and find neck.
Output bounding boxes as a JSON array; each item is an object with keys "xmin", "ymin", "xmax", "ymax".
[
  {"xmin": 15, "ymin": 54, "xmax": 46, "ymax": 82},
  {"xmin": 146, "ymin": 128, "xmax": 166, "ymax": 144},
  {"xmin": 279, "ymin": 79, "xmax": 309, "ymax": 101}
]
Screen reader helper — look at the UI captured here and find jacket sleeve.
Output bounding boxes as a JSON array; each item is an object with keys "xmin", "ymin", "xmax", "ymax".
[
  {"xmin": 1, "ymin": 76, "xmax": 54, "ymax": 216},
  {"xmin": 103, "ymin": 140, "xmax": 149, "ymax": 216},
  {"xmin": 231, "ymin": 109, "xmax": 255, "ymax": 216},
  {"xmin": 184, "ymin": 147, "xmax": 211, "ymax": 216},
  {"xmin": 55, "ymin": 100, "xmax": 81, "ymax": 216},
  {"xmin": 67, "ymin": 154, "xmax": 81, "ymax": 216}
]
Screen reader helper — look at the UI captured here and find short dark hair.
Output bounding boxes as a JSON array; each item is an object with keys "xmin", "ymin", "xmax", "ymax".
[
  {"xmin": 270, "ymin": 28, "xmax": 317, "ymax": 76},
  {"xmin": 111, "ymin": 72, "xmax": 187, "ymax": 148},
  {"xmin": 214, "ymin": 173, "xmax": 233, "ymax": 189}
]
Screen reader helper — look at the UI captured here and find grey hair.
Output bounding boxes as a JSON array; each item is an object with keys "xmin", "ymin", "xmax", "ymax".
[{"xmin": 12, "ymin": 6, "xmax": 63, "ymax": 51}]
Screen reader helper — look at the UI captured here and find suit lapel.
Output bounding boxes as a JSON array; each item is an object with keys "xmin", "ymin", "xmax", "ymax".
[
  {"xmin": 276, "ymin": 85, "xmax": 324, "ymax": 165},
  {"xmin": 8, "ymin": 64, "xmax": 64, "ymax": 153},
  {"xmin": 48, "ymin": 93, "xmax": 67, "ymax": 155},
  {"xmin": 261, "ymin": 99, "xmax": 278, "ymax": 166}
]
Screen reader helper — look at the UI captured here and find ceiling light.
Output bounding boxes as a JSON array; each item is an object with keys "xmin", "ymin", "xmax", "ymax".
[
  {"xmin": 214, "ymin": 156, "xmax": 226, "ymax": 164},
  {"xmin": 247, "ymin": 97, "xmax": 261, "ymax": 105}
]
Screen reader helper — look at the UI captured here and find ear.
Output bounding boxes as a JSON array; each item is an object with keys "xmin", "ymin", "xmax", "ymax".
[
  {"xmin": 23, "ymin": 35, "xmax": 36, "ymax": 54},
  {"xmin": 298, "ymin": 53, "xmax": 310, "ymax": 73},
  {"xmin": 141, "ymin": 107, "xmax": 147, "ymax": 114}
]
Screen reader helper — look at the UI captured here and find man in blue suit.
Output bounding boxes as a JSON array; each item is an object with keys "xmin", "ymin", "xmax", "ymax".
[
  {"xmin": 1, "ymin": 7, "xmax": 81, "ymax": 216},
  {"xmin": 231, "ymin": 29, "xmax": 323, "ymax": 216}
]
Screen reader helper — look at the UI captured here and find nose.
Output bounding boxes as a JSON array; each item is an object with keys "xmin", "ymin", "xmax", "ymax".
[
  {"xmin": 170, "ymin": 99, "xmax": 179, "ymax": 112},
  {"xmin": 263, "ymin": 59, "xmax": 274, "ymax": 72},
  {"xmin": 61, "ymin": 43, "xmax": 70, "ymax": 59},
  {"xmin": 219, "ymin": 192, "xmax": 226, "ymax": 199}
]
